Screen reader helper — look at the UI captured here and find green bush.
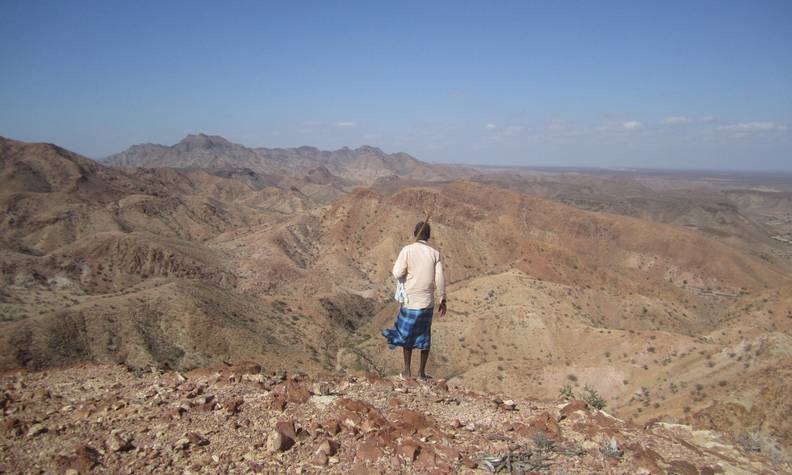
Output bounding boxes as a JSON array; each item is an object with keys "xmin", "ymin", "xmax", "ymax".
[
  {"xmin": 533, "ymin": 431, "xmax": 554, "ymax": 450},
  {"xmin": 559, "ymin": 383, "xmax": 575, "ymax": 400},
  {"xmin": 582, "ymin": 384, "xmax": 607, "ymax": 410}
]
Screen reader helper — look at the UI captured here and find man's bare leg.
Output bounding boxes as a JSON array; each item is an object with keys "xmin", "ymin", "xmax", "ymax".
[
  {"xmin": 418, "ymin": 349, "xmax": 430, "ymax": 379},
  {"xmin": 402, "ymin": 347, "xmax": 412, "ymax": 378}
]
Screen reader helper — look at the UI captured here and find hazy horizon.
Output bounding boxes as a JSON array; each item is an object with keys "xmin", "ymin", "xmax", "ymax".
[
  {"xmin": 74, "ymin": 131, "xmax": 791, "ymax": 175},
  {"xmin": 1, "ymin": 1, "xmax": 790, "ymax": 170}
]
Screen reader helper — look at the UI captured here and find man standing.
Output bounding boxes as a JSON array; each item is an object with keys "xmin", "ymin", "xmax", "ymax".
[{"xmin": 383, "ymin": 221, "xmax": 447, "ymax": 379}]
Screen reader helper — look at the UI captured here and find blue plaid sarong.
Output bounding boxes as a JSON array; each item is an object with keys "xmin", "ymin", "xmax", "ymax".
[{"xmin": 382, "ymin": 306, "xmax": 433, "ymax": 350}]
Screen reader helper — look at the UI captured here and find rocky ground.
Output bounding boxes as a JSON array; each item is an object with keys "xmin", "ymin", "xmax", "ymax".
[{"xmin": 0, "ymin": 364, "xmax": 787, "ymax": 474}]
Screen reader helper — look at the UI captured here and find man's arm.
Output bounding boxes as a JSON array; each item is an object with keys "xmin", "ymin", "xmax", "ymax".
[
  {"xmin": 435, "ymin": 255, "xmax": 447, "ymax": 316},
  {"xmin": 392, "ymin": 247, "xmax": 408, "ymax": 279}
]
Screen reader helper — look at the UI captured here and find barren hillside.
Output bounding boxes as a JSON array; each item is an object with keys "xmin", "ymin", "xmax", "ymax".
[{"xmin": 2, "ymin": 136, "xmax": 792, "ymax": 465}]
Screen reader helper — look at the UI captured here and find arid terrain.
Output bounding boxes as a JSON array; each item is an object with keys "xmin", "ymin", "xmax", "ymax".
[
  {"xmin": 1, "ymin": 363, "xmax": 786, "ymax": 474},
  {"xmin": 2, "ymin": 134, "xmax": 792, "ymax": 472}
]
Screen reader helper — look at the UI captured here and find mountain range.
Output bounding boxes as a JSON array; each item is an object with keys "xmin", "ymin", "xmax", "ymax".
[
  {"xmin": 104, "ymin": 133, "xmax": 464, "ymax": 183},
  {"xmin": 2, "ymin": 134, "xmax": 792, "ymax": 465}
]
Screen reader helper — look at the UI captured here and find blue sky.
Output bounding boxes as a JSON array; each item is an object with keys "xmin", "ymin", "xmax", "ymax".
[{"xmin": 1, "ymin": 1, "xmax": 790, "ymax": 169}]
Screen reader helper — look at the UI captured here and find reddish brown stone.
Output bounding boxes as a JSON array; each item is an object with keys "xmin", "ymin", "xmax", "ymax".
[
  {"xmin": 667, "ymin": 460, "xmax": 698, "ymax": 475},
  {"xmin": 284, "ymin": 381, "xmax": 311, "ymax": 404},
  {"xmin": 78, "ymin": 444, "xmax": 101, "ymax": 471},
  {"xmin": 356, "ymin": 437, "xmax": 384, "ymax": 462},
  {"xmin": 396, "ymin": 439, "xmax": 420, "ymax": 462},
  {"xmin": 625, "ymin": 442, "xmax": 663, "ymax": 474},
  {"xmin": 308, "ymin": 420, "xmax": 323, "ymax": 433},
  {"xmin": 518, "ymin": 412, "xmax": 562, "ymax": 440},
  {"xmin": 559, "ymin": 400, "xmax": 588, "ymax": 419},
  {"xmin": 414, "ymin": 446, "xmax": 445, "ymax": 471},
  {"xmin": 56, "ymin": 444, "xmax": 100, "ymax": 473},
  {"xmin": 222, "ymin": 397, "xmax": 244, "ymax": 415},
  {"xmin": 187, "ymin": 431, "xmax": 209, "ymax": 447},
  {"xmin": 186, "ymin": 384, "xmax": 205, "ymax": 398},
  {"xmin": 269, "ymin": 394, "xmax": 286, "ymax": 411},
  {"xmin": 267, "ymin": 428, "xmax": 294, "ymax": 452},
  {"xmin": 310, "ymin": 450, "xmax": 329, "ymax": 466},
  {"xmin": 275, "ymin": 420, "xmax": 297, "ymax": 440},
  {"xmin": 434, "ymin": 444, "xmax": 461, "ymax": 462},
  {"xmin": 391, "ymin": 409, "xmax": 432, "ymax": 433},
  {"xmin": 322, "ymin": 419, "xmax": 341, "ymax": 435},
  {"xmin": 360, "ymin": 412, "xmax": 389, "ymax": 433},
  {"xmin": 387, "ymin": 429, "xmax": 411, "ymax": 448},
  {"xmin": 699, "ymin": 465, "xmax": 723, "ymax": 475},
  {"xmin": 317, "ymin": 438, "xmax": 339, "ymax": 456}
]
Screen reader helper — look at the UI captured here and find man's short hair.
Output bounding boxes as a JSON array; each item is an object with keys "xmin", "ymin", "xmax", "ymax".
[{"xmin": 414, "ymin": 221, "xmax": 431, "ymax": 241}]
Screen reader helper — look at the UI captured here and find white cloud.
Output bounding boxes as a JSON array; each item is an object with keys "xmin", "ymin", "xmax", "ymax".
[
  {"xmin": 485, "ymin": 123, "xmax": 496, "ymax": 129},
  {"xmin": 718, "ymin": 121, "xmax": 787, "ymax": 132},
  {"xmin": 622, "ymin": 121, "xmax": 643, "ymax": 130},
  {"xmin": 662, "ymin": 116, "xmax": 691, "ymax": 125},
  {"xmin": 335, "ymin": 121, "xmax": 357, "ymax": 128}
]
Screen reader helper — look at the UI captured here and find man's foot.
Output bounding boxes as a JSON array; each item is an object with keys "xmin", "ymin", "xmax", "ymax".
[
  {"xmin": 418, "ymin": 373, "xmax": 432, "ymax": 380},
  {"xmin": 401, "ymin": 371, "xmax": 412, "ymax": 379}
]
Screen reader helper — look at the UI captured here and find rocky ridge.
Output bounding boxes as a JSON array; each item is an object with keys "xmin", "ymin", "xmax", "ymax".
[
  {"xmin": 0, "ymin": 363, "xmax": 786, "ymax": 474},
  {"xmin": 104, "ymin": 134, "xmax": 462, "ymax": 184}
]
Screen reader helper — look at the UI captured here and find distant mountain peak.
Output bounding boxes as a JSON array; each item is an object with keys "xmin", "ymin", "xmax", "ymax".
[
  {"xmin": 176, "ymin": 133, "xmax": 233, "ymax": 150},
  {"xmin": 294, "ymin": 145, "xmax": 320, "ymax": 155},
  {"xmin": 355, "ymin": 145, "xmax": 384, "ymax": 154}
]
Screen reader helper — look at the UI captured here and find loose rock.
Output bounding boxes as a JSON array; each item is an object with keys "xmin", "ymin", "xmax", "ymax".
[
  {"xmin": 107, "ymin": 429, "xmax": 134, "ymax": 452},
  {"xmin": 26, "ymin": 423, "xmax": 47, "ymax": 437}
]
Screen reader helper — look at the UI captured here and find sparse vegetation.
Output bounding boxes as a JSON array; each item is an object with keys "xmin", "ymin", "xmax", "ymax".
[
  {"xmin": 559, "ymin": 383, "xmax": 575, "ymax": 400},
  {"xmin": 533, "ymin": 431, "xmax": 554, "ymax": 451},
  {"xmin": 582, "ymin": 385, "xmax": 607, "ymax": 410}
]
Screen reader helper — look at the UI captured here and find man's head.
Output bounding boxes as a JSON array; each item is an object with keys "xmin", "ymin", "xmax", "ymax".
[{"xmin": 414, "ymin": 221, "xmax": 431, "ymax": 241}]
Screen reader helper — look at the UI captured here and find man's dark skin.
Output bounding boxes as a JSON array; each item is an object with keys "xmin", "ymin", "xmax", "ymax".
[{"xmin": 403, "ymin": 298, "xmax": 446, "ymax": 379}]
